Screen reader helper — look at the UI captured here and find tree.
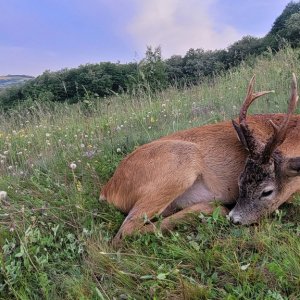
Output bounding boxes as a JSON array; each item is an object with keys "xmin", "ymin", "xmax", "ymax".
[
  {"xmin": 227, "ymin": 36, "xmax": 264, "ymax": 66},
  {"xmin": 264, "ymin": 1, "xmax": 300, "ymax": 49},
  {"xmin": 138, "ymin": 46, "xmax": 168, "ymax": 90},
  {"xmin": 165, "ymin": 55, "xmax": 185, "ymax": 85},
  {"xmin": 181, "ymin": 48, "xmax": 228, "ymax": 84}
]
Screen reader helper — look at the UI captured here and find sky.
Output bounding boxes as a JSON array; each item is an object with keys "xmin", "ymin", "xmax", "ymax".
[{"xmin": 0, "ymin": 0, "xmax": 292, "ymax": 76}]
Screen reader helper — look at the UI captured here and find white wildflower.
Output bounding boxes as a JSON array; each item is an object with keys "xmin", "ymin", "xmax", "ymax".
[
  {"xmin": 0, "ymin": 191, "xmax": 7, "ymax": 201},
  {"xmin": 240, "ymin": 263, "xmax": 250, "ymax": 271},
  {"xmin": 70, "ymin": 162, "xmax": 77, "ymax": 170}
]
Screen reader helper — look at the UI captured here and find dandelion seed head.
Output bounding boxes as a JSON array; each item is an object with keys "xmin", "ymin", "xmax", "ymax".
[
  {"xmin": 70, "ymin": 162, "xmax": 77, "ymax": 170},
  {"xmin": 0, "ymin": 191, "xmax": 7, "ymax": 200}
]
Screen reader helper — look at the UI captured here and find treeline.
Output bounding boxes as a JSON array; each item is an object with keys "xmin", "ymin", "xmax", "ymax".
[{"xmin": 1, "ymin": 1, "xmax": 300, "ymax": 109}]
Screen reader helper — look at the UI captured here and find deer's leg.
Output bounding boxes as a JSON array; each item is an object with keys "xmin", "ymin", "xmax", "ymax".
[
  {"xmin": 141, "ymin": 203, "xmax": 229, "ymax": 234},
  {"xmin": 110, "ymin": 141, "xmax": 226, "ymax": 247},
  {"xmin": 111, "ymin": 174, "xmax": 204, "ymax": 246},
  {"xmin": 112, "ymin": 194, "xmax": 181, "ymax": 247}
]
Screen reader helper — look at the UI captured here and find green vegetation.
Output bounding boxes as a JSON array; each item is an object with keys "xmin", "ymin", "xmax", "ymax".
[
  {"xmin": 0, "ymin": 47, "xmax": 299, "ymax": 299},
  {"xmin": 1, "ymin": 1, "xmax": 300, "ymax": 110}
]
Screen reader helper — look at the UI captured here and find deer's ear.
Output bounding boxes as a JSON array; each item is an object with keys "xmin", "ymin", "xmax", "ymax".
[
  {"xmin": 283, "ymin": 157, "xmax": 300, "ymax": 177},
  {"xmin": 232, "ymin": 120, "xmax": 249, "ymax": 151}
]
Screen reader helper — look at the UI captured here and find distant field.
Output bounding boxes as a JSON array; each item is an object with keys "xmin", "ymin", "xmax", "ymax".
[
  {"xmin": 0, "ymin": 48, "xmax": 299, "ymax": 299},
  {"xmin": 0, "ymin": 75, "xmax": 34, "ymax": 88}
]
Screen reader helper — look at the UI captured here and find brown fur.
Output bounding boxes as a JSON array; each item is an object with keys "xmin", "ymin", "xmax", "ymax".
[{"xmin": 101, "ymin": 113, "xmax": 300, "ymax": 244}]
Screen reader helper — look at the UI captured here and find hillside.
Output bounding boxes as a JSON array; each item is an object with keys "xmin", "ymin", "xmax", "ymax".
[
  {"xmin": 1, "ymin": 1, "xmax": 300, "ymax": 110},
  {"xmin": 0, "ymin": 75, "xmax": 34, "ymax": 88},
  {"xmin": 0, "ymin": 47, "xmax": 299, "ymax": 299}
]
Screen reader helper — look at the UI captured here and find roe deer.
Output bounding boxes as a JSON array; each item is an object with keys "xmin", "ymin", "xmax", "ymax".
[{"xmin": 101, "ymin": 74, "xmax": 300, "ymax": 245}]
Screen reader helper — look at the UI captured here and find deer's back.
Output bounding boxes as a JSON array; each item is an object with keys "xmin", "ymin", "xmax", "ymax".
[{"xmin": 101, "ymin": 114, "xmax": 300, "ymax": 212}]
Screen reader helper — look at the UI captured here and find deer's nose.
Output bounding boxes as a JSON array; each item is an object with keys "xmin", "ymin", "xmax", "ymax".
[{"xmin": 228, "ymin": 210, "xmax": 242, "ymax": 225}]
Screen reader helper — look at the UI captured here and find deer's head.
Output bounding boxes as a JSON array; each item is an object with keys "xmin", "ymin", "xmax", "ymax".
[{"xmin": 229, "ymin": 74, "xmax": 300, "ymax": 224}]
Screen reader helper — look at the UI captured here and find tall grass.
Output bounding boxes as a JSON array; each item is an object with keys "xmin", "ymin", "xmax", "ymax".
[{"xmin": 0, "ymin": 47, "xmax": 299, "ymax": 299}]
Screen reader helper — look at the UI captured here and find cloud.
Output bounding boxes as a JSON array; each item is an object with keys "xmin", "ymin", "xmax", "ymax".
[{"xmin": 128, "ymin": 0, "xmax": 242, "ymax": 58}]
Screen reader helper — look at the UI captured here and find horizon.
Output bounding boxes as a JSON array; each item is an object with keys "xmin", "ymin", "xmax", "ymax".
[{"xmin": 0, "ymin": 0, "xmax": 292, "ymax": 77}]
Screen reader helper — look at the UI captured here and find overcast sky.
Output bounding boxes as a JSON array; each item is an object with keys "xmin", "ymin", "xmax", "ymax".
[{"xmin": 0, "ymin": 0, "xmax": 292, "ymax": 76}]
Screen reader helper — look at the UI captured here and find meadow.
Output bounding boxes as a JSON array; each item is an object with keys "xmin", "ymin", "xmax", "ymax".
[{"xmin": 0, "ymin": 47, "xmax": 300, "ymax": 299}]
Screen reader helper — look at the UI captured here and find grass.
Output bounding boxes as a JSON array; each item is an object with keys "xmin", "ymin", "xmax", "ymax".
[{"xmin": 0, "ymin": 47, "xmax": 300, "ymax": 299}]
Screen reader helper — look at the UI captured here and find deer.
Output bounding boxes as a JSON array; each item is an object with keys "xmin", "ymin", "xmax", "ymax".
[{"xmin": 100, "ymin": 74, "xmax": 300, "ymax": 245}]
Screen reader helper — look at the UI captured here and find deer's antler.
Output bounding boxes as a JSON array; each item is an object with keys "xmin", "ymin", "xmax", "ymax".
[
  {"xmin": 232, "ymin": 75, "xmax": 273, "ymax": 155},
  {"xmin": 239, "ymin": 75, "xmax": 273, "ymax": 124},
  {"xmin": 262, "ymin": 73, "xmax": 299, "ymax": 162}
]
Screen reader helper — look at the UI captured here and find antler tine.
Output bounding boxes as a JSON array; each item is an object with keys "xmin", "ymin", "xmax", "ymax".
[
  {"xmin": 263, "ymin": 73, "xmax": 299, "ymax": 160},
  {"xmin": 287, "ymin": 73, "xmax": 298, "ymax": 115},
  {"xmin": 233, "ymin": 75, "xmax": 274, "ymax": 156},
  {"xmin": 239, "ymin": 75, "xmax": 255, "ymax": 124},
  {"xmin": 239, "ymin": 75, "xmax": 273, "ymax": 124}
]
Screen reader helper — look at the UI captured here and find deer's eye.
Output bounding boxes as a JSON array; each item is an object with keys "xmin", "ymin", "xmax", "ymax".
[{"xmin": 261, "ymin": 190, "xmax": 273, "ymax": 198}]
